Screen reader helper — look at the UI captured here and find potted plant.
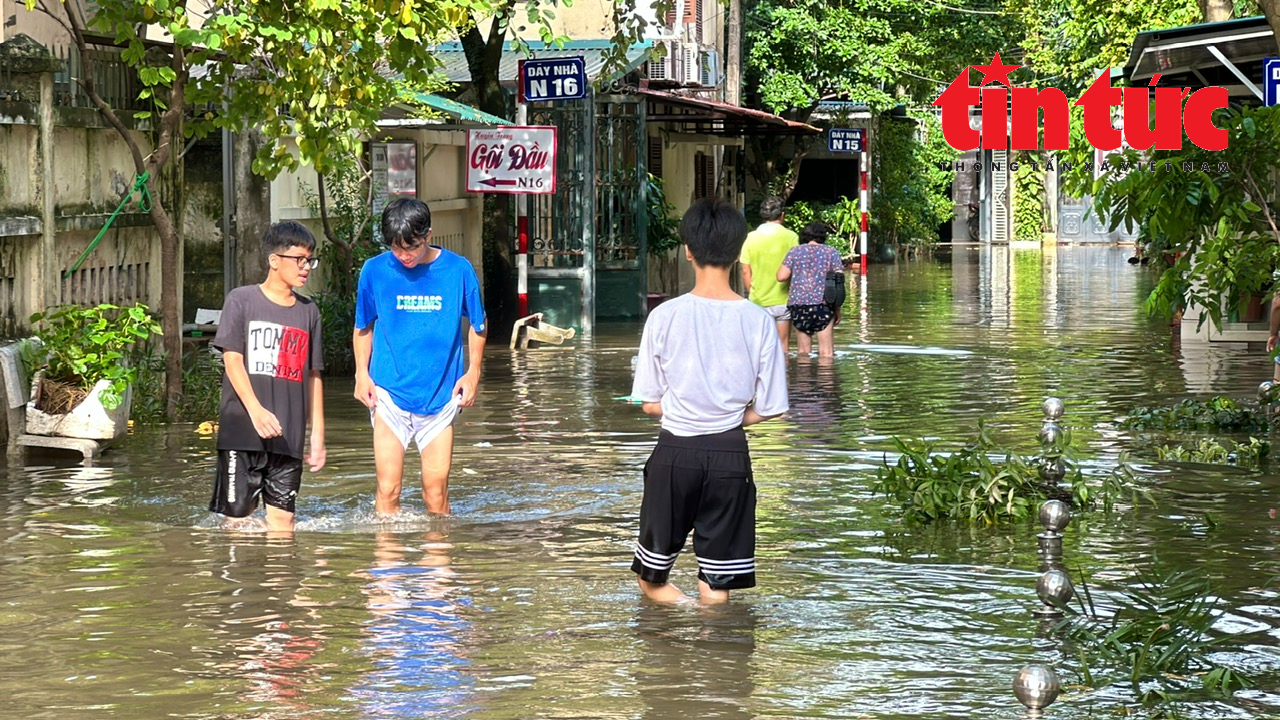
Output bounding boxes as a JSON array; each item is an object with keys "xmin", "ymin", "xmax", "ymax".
[{"xmin": 24, "ymin": 302, "xmax": 162, "ymax": 440}]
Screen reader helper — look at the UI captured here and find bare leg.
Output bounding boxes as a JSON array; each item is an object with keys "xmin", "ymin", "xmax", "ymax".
[
  {"xmin": 419, "ymin": 424, "xmax": 455, "ymax": 515},
  {"xmin": 1273, "ymin": 359, "xmax": 1279, "ymax": 383},
  {"xmin": 816, "ymin": 322, "xmax": 836, "ymax": 357},
  {"xmin": 697, "ymin": 579, "xmax": 729, "ymax": 605},
  {"xmin": 639, "ymin": 576, "xmax": 689, "ymax": 603},
  {"xmin": 776, "ymin": 320, "xmax": 791, "ymax": 351},
  {"xmin": 264, "ymin": 505, "xmax": 295, "ymax": 534},
  {"xmin": 797, "ymin": 331, "xmax": 813, "ymax": 354},
  {"xmin": 373, "ymin": 415, "xmax": 407, "ymax": 516}
]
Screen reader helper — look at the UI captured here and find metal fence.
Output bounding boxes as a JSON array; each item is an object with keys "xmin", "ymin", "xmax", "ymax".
[{"xmin": 51, "ymin": 44, "xmax": 146, "ymax": 111}]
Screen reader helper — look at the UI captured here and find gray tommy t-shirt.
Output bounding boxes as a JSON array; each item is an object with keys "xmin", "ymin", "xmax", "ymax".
[
  {"xmin": 214, "ymin": 285, "xmax": 324, "ymax": 458},
  {"xmin": 632, "ymin": 294, "xmax": 789, "ymax": 436}
]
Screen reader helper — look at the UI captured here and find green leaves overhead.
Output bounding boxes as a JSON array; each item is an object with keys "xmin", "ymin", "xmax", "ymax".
[{"xmin": 745, "ymin": 0, "xmax": 1015, "ymax": 115}]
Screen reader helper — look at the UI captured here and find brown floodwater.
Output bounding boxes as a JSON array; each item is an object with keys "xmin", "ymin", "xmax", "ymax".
[{"xmin": 1, "ymin": 245, "xmax": 1276, "ymax": 719}]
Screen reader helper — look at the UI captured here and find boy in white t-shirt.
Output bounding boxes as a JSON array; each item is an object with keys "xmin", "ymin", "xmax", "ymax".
[{"xmin": 630, "ymin": 197, "xmax": 790, "ymax": 605}]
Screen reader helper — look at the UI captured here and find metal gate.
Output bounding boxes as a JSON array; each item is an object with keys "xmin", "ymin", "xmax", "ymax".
[
  {"xmin": 524, "ymin": 93, "xmax": 647, "ymax": 331},
  {"xmin": 593, "ymin": 95, "xmax": 646, "ymax": 320}
]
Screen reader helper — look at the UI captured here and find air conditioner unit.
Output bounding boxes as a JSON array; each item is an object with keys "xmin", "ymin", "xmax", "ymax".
[
  {"xmin": 681, "ymin": 45, "xmax": 701, "ymax": 85},
  {"xmin": 700, "ymin": 49, "xmax": 720, "ymax": 87},
  {"xmin": 647, "ymin": 43, "xmax": 676, "ymax": 82}
]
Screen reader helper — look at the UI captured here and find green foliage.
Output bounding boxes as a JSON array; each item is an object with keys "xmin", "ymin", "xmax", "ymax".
[
  {"xmin": 1057, "ymin": 567, "xmax": 1253, "ymax": 702},
  {"xmin": 645, "ymin": 174, "xmax": 681, "ymax": 257},
  {"xmin": 873, "ymin": 421, "xmax": 1133, "ymax": 524},
  {"xmin": 28, "ymin": 303, "xmax": 162, "ymax": 411},
  {"xmin": 131, "ymin": 346, "xmax": 222, "ymax": 425},
  {"xmin": 1013, "ymin": 153, "xmax": 1046, "ymax": 241},
  {"xmin": 1152, "ymin": 437, "xmax": 1269, "ymax": 468},
  {"xmin": 1120, "ymin": 397, "xmax": 1273, "ymax": 433},
  {"xmin": 1008, "ymin": 0, "xmax": 1199, "ymax": 99},
  {"xmin": 1079, "ymin": 106, "xmax": 1280, "ymax": 330},
  {"xmin": 783, "ymin": 198, "xmax": 858, "ymax": 259},
  {"xmin": 870, "ymin": 113, "xmax": 957, "ymax": 248}
]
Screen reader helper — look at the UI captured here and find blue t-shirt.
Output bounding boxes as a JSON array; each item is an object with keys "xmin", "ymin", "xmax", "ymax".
[{"xmin": 355, "ymin": 248, "xmax": 486, "ymax": 415}]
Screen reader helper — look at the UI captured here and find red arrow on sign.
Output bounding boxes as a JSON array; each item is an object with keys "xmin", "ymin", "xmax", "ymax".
[{"xmin": 479, "ymin": 177, "xmax": 518, "ymax": 188}]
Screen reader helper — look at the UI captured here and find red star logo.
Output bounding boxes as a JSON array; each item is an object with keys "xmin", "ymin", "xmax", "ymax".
[{"xmin": 971, "ymin": 52, "xmax": 1022, "ymax": 88}]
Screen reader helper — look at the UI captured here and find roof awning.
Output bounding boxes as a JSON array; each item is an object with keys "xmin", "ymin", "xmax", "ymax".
[
  {"xmin": 398, "ymin": 91, "xmax": 508, "ymax": 124},
  {"xmin": 1124, "ymin": 15, "xmax": 1274, "ymax": 102},
  {"xmin": 628, "ymin": 87, "xmax": 821, "ymax": 136},
  {"xmin": 430, "ymin": 40, "xmax": 652, "ymax": 87}
]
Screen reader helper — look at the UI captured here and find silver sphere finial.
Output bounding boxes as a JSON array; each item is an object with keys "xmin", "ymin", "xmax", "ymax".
[
  {"xmin": 1042, "ymin": 397, "xmax": 1064, "ymax": 420},
  {"xmin": 1037, "ymin": 422, "xmax": 1063, "ymax": 446},
  {"xmin": 1039, "ymin": 499, "xmax": 1072, "ymax": 534},
  {"xmin": 1259, "ymin": 380, "xmax": 1276, "ymax": 404},
  {"xmin": 1036, "ymin": 568, "xmax": 1075, "ymax": 609},
  {"xmin": 1013, "ymin": 665, "xmax": 1061, "ymax": 711}
]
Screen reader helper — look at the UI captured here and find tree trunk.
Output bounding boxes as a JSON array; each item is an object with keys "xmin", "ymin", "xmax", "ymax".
[
  {"xmin": 1261, "ymin": 0, "xmax": 1280, "ymax": 55},
  {"xmin": 1199, "ymin": 0, "xmax": 1234, "ymax": 22},
  {"xmin": 148, "ymin": 194, "xmax": 183, "ymax": 419},
  {"xmin": 744, "ymin": 106, "xmax": 817, "ymax": 202},
  {"xmin": 462, "ymin": 11, "xmax": 517, "ymax": 340}
]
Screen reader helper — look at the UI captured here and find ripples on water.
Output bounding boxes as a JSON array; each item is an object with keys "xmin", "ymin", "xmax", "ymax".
[{"xmin": 1, "ymin": 246, "xmax": 1278, "ymax": 718}]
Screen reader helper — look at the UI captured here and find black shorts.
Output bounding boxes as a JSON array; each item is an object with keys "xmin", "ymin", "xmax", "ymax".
[
  {"xmin": 209, "ymin": 449, "xmax": 303, "ymax": 518},
  {"xmin": 631, "ymin": 428, "xmax": 757, "ymax": 591},
  {"xmin": 789, "ymin": 303, "xmax": 835, "ymax": 335}
]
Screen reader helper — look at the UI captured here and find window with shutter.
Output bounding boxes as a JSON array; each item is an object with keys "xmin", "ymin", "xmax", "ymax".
[
  {"xmin": 694, "ymin": 151, "xmax": 706, "ymax": 198},
  {"xmin": 648, "ymin": 137, "xmax": 663, "ymax": 179}
]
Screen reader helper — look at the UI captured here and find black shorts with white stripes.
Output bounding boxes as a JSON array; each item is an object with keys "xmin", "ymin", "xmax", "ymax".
[{"xmin": 631, "ymin": 427, "xmax": 757, "ymax": 591}]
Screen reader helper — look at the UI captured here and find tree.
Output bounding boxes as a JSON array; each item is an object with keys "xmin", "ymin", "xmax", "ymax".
[
  {"xmin": 1087, "ymin": 106, "xmax": 1280, "ymax": 330},
  {"xmin": 25, "ymin": 0, "xmax": 479, "ymax": 418},
  {"xmin": 742, "ymin": 0, "xmax": 1013, "ymax": 199}
]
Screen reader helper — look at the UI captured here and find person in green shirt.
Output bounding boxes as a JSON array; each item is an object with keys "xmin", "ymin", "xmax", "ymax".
[{"xmin": 739, "ymin": 196, "xmax": 799, "ymax": 350}]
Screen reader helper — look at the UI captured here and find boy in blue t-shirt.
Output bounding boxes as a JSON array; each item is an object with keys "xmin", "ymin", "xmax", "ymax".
[{"xmin": 354, "ymin": 198, "xmax": 487, "ymax": 516}]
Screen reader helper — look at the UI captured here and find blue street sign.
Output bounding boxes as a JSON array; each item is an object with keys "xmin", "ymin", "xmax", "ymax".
[
  {"xmin": 828, "ymin": 128, "xmax": 865, "ymax": 153},
  {"xmin": 1265, "ymin": 57, "xmax": 1280, "ymax": 107},
  {"xmin": 520, "ymin": 57, "xmax": 588, "ymax": 103}
]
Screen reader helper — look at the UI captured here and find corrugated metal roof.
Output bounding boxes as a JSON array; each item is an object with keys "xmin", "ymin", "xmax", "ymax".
[
  {"xmin": 429, "ymin": 40, "xmax": 653, "ymax": 85},
  {"xmin": 401, "ymin": 91, "xmax": 508, "ymax": 124}
]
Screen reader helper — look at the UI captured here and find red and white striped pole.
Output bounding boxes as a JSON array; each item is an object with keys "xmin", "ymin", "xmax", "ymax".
[
  {"xmin": 515, "ymin": 64, "xmax": 529, "ymax": 318},
  {"xmin": 517, "ymin": 215, "xmax": 529, "ymax": 317},
  {"xmin": 859, "ymin": 141, "xmax": 869, "ymax": 276}
]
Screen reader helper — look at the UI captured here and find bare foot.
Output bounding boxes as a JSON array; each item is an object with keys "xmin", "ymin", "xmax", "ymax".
[{"xmin": 638, "ymin": 577, "xmax": 694, "ymax": 604}]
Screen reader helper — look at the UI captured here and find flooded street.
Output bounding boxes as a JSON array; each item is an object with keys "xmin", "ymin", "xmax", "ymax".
[{"xmin": 2, "ymin": 245, "xmax": 1278, "ymax": 719}]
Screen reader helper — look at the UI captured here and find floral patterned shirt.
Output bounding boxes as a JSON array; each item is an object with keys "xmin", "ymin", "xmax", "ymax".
[{"xmin": 782, "ymin": 244, "xmax": 843, "ymax": 306}]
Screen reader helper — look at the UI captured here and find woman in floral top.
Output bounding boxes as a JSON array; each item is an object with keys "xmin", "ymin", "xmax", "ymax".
[{"xmin": 776, "ymin": 222, "xmax": 844, "ymax": 357}]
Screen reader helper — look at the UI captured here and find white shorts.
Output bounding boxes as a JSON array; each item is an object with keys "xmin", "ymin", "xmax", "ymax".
[
  {"xmin": 372, "ymin": 387, "xmax": 461, "ymax": 452},
  {"xmin": 763, "ymin": 304, "xmax": 791, "ymax": 322}
]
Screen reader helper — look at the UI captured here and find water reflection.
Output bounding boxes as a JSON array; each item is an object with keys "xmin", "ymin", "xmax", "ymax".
[
  {"xmin": 351, "ymin": 529, "xmax": 472, "ymax": 716},
  {"xmin": 633, "ymin": 603, "xmax": 758, "ymax": 720}
]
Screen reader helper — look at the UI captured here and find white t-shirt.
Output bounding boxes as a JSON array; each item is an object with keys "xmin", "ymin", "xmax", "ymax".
[{"xmin": 632, "ymin": 294, "xmax": 789, "ymax": 436}]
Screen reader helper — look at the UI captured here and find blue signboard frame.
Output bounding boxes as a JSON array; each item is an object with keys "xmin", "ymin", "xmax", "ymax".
[
  {"xmin": 1265, "ymin": 57, "xmax": 1280, "ymax": 107},
  {"xmin": 520, "ymin": 57, "xmax": 588, "ymax": 103},
  {"xmin": 828, "ymin": 128, "xmax": 865, "ymax": 153}
]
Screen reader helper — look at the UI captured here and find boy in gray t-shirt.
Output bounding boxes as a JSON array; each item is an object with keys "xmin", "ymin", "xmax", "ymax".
[{"xmin": 630, "ymin": 197, "xmax": 789, "ymax": 605}]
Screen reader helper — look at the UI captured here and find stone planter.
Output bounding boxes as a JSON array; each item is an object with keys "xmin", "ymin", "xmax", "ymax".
[{"xmin": 25, "ymin": 372, "xmax": 132, "ymax": 441}]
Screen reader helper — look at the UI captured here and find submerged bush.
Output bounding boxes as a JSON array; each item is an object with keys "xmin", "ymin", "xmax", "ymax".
[
  {"xmin": 1121, "ymin": 397, "xmax": 1272, "ymax": 433},
  {"xmin": 1056, "ymin": 566, "xmax": 1253, "ymax": 706},
  {"xmin": 873, "ymin": 422, "xmax": 1136, "ymax": 525},
  {"xmin": 1152, "ymin": 437, "xmax": 1269, "ymax": 469},
  {"xmin": 131, "ymin": 344, "xmax": 222, "ymax": 425}
]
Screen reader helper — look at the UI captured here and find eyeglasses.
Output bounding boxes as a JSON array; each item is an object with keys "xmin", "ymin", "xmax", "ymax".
[{"xmin": 275, "ymin": 253, "xmax": 319, "ymax": 270}]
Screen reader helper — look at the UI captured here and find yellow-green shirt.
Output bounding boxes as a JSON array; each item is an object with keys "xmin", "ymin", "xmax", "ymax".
[{"xmin": 740, "ymin": 222, "xmax": 798, "ymax": 308}]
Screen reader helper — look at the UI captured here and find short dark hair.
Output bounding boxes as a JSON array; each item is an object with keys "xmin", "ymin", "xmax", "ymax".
[
  {"xmin": 679, "ymin": 197, "xmax": 747, "ymax": 269},
  {"xmin": 759, "ymin": 196, "xmax": 785, "ymax": 222},
  {"xmin": 381, "ymin": 197, "xmax": 432, "ymax": 249},
  {"xmin": 800, "ymin": 221, "xmax": 830, "ymax": 244},
  {"xmin": 262, "ymin": 221, "xmax": 316, "ymax": 258}
]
